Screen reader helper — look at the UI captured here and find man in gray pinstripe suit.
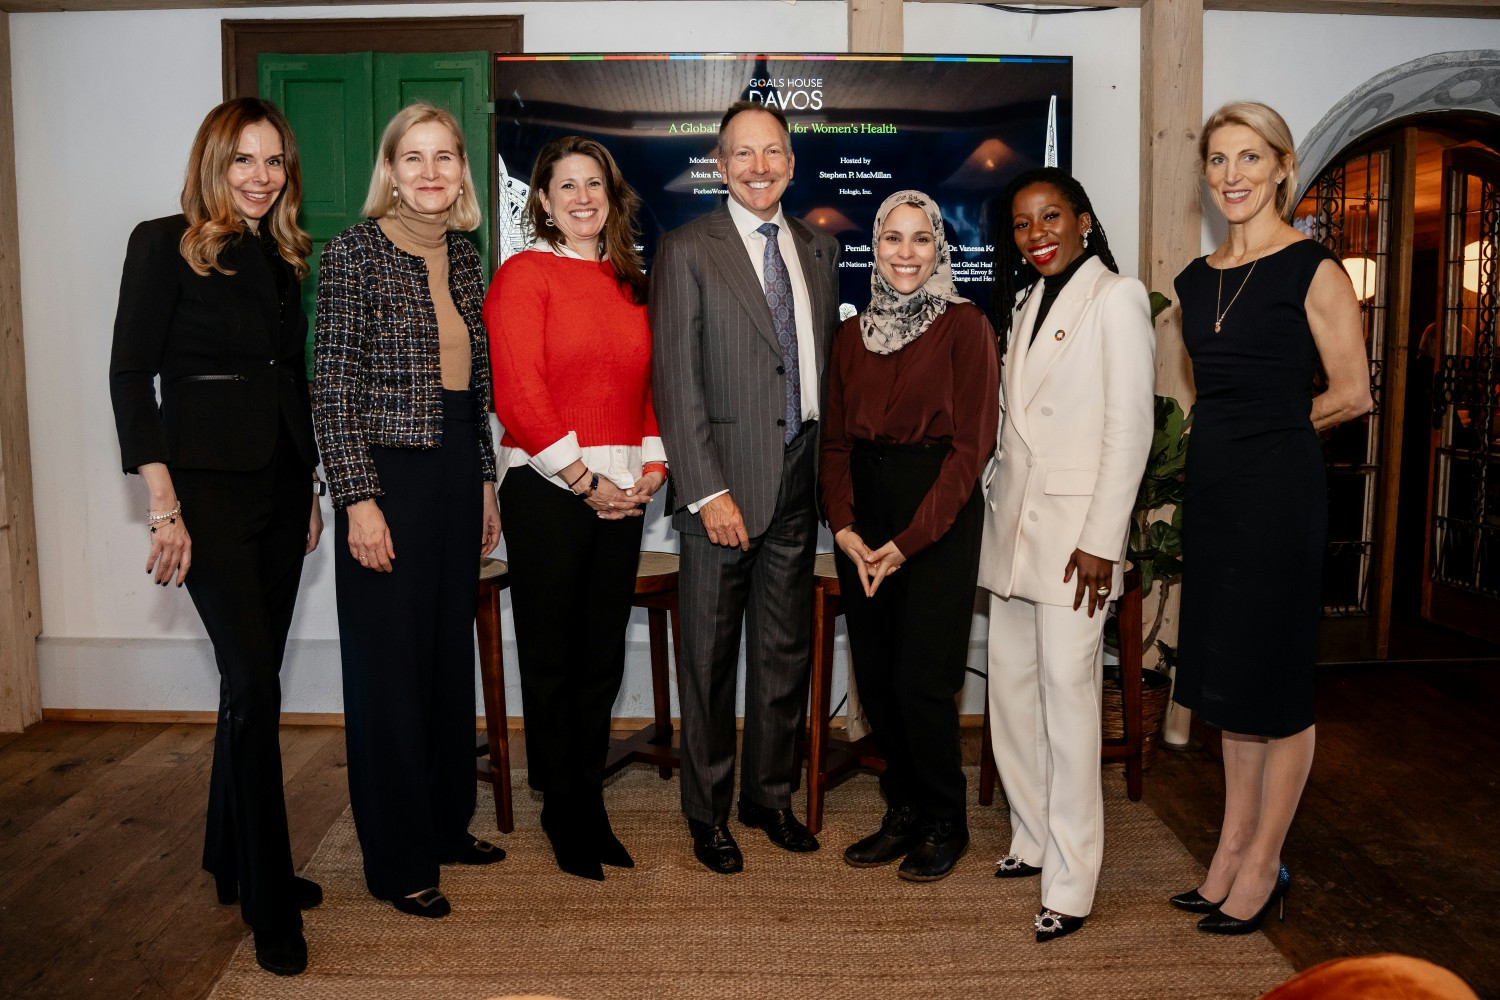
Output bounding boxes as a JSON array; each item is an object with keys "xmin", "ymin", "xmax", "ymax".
[{"xmin": 650, "ymin": 101, "xmax": 841, "ymax": 874}]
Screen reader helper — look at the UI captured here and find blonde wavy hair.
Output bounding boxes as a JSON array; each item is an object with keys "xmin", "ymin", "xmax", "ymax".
[
  {"xmin": 361, "ymin": 103, "xmax": 482, "ymax": 231},
  {"xmin": 1199, "ymin": 101, "xmax": 1300, "ymax": 220},
  {"xmin": 179, "ymin": 98, "xmax": 311, "ymax": 280}
]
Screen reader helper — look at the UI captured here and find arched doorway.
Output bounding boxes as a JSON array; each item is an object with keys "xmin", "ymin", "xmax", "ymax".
[{"xmin": 1298, "ymin": 111, "xmax": 1500, "ymax": 659}]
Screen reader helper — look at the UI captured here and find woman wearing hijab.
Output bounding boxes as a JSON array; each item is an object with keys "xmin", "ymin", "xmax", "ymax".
[
  {"xmin": 980, "ymin": 167, "xmax": 1155, "ymax": 941},
  {"xmin": 820, "ymin": 190, "xmax": 999, "ymax": 883}
]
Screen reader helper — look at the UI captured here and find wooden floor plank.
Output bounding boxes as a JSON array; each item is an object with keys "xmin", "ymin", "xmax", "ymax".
[
  {"xmin": 4, "ymin": 668, "xmax": 1498, "ymax": 998},
  {"xmin": 1142, "ymin": 663, "xmax": 1500, "ymax": 997}
]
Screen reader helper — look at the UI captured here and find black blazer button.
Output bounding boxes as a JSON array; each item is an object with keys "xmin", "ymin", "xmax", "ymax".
[
  {"xmin": 776, "ymin": 365, "xmax": 786, "ymax": 375},
  {"xmin": 776, "ymin": 419, "xmax": 786, "ymax": 427}
]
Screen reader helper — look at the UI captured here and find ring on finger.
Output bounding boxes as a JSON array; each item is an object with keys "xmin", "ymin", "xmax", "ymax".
[{"xmin": 1095, "ymin": 585, "xmax": 1109, "ymax": 595}]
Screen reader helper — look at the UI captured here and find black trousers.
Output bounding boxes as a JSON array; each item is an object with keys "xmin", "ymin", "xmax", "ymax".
[
  {"xmin": 499, "ymin": 466, "xmax": 643, "ymax": 825},
  {"xmin": 834, "ymin": 440, "xmax": 983, "ymax": 826},
  {"xmin": 335, "ymin": 390, "xmax": 482, "ymax": 900},
  {"xmin": 174, "ymin": 426, "xmax": 310, "ymax": 933}
]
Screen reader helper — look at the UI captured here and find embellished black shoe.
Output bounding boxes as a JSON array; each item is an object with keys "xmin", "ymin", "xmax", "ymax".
[
  {"xmin": 1168, "ymin": 887, "xmax": 1225, "ymax": 913},
  {"xmin": 994, "ymin": 854, "xmax": 1043, "ymax": 879},
  {"xmin": 1198, "ymin": 865, "xmax": 1291, "ymax": 935},
  {"xmin": 1034, "ymin": 908, "xmax": 1085, "ymax": 943}
]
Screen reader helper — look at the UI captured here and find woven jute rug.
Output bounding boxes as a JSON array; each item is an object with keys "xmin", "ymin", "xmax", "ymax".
[{"xmin": 208, "ymin": 767, "xmax": 1293, "ymax": 1000}]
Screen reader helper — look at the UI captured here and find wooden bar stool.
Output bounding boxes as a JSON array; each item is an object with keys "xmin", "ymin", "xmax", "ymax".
[
  {"xmin": 475, "ymin": 557, "xmax": 514, "ymax": 834},
  {"xmin": 804, "ymin": 551, "xmax": 885, "ymax": 835},
  {"xmin": 603, "ymin": 551, "xmax": 682, "ymax": 779},
  {"xmin": 978, "ymin": 563, "xmax": 1146, "ymax": 806}
]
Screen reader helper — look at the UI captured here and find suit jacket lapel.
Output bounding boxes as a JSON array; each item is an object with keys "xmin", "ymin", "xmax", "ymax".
[
  {"xmin": 785, "ymin": 215, "xmax": 832, "ymax": 375},
  {"xmin": 1019, "ymin": 256, "xmax": 1107, "ymax": 409},
  {"xmin": 1005, "ymin": 283, "xmax": 1045, "ymax": 447},
  {"xmin": 704, "ymin": 208, "xmax": 785, "ymax": 357}
]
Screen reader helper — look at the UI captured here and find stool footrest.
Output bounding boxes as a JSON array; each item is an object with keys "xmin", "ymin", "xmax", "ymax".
[{"xmin": 604, "ymin": 723, "xmax": 680, "ymax": 779}]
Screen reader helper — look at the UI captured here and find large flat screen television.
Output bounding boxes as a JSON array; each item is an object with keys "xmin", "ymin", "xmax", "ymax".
[{"xmin": 492, "ymin": 53, "xmax": 1071, "ymax": 315}]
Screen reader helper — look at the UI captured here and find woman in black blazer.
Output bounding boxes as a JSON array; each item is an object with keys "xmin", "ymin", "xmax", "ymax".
[{"xmin": 109, "ymin": 98, "xmax": 322, "ymax": 978}]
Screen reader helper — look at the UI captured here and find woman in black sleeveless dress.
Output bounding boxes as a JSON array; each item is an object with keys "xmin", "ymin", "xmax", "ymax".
[{"xmin": 1170, "ymin": 102, "xmax": 1371, "ymax": 935}]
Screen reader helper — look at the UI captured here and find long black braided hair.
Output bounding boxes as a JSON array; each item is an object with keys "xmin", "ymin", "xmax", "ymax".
[{"xmin": 989, "ymin": 167, "xmax": 1120, "ymax": 350}]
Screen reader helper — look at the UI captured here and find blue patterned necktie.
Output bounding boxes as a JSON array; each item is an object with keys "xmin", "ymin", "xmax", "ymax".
[{"xmin": 757, "ymin": 222, "xmax": 802, "ymax": 445}]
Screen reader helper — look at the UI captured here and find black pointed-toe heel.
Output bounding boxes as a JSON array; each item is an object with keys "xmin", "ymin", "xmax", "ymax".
[
  {"xmin": 1169, "ymin": 887, "xmax": 1225, "ymax": 913},
  {"xmin": 994, "ymin": 854, "xmax": 1043, "ymax": 879},
  {"xmin": 252, "ymin": 926, "xmax": 308, "ymax": 976},
  {"xmin": 1198, "ymin": 865, "xmax": 1291, "ymax": 935}
]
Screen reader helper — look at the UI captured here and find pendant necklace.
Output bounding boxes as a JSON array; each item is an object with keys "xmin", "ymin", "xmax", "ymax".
[{"xmin": 1214, "ymin": 232, "xmax": 1276, "ymax": 333}]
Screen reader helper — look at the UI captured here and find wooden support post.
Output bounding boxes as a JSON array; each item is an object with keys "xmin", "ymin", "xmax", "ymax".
[
  {"xmin": 849, "ymin": 0, "xmax": 903, "ymax": 53},
  {"xmin": 1140, "ymin": 0, "xmax": 1204, "ymax": 406},
  {"xmin": 1139, "ymin": 0, "xmax": 1201, "ymax": 736},
  {"xmin": 0, "ymin": 12, "xmax": 43, "ymax": 733}
]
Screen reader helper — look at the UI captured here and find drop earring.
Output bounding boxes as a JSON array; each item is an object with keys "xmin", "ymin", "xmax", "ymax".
[
  {"xmin": 1082, "ymin": 229, "xmax": 1091, "ymax": 250},
  {"xmin": 545, "ymin": 215, "xmax": 555, "ymax": 228}
]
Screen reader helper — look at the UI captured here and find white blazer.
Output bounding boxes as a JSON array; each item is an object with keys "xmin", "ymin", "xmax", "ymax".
[{"xmin": 978, "ymin": 256, "xmax": 1156, "ymax": 606}]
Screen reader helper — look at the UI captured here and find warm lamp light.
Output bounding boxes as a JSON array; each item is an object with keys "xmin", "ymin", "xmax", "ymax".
[
  {"xmin": 1463, "ymin": 240, "xmax": 1493, "ymax": 295},
  {"xmin": 1342, "ymin": 256, "xmax": 1377, "ymax": 302}
]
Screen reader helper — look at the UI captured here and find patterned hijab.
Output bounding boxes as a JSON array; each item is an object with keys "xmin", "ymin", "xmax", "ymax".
[{"xmin": 860, "ymin": 190, "xmax": 969, "ymax": 355}]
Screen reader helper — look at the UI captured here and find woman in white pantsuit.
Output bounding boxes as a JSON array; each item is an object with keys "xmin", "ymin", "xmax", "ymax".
[{"xmin": 980, "ymin": 168, "xmax": 1155, "ymax": 942}]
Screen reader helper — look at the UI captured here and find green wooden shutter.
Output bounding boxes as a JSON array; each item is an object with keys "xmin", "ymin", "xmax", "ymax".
[
  {"xmin": 259, "ymin": 52, "xmax": 374, "ymax": 379},
  {"xmin": 259, "ymin": 50, "xmax": 492, "ymax": 379},
  {"xmin": 372, "ymin": 52, "xmax": 492, "ymax": 271}
]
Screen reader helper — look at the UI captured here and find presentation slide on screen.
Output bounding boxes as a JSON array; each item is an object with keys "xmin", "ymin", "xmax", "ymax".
[{"xmin": 493, "ymin": 53, "xmax": 1071, "ymax": 314}]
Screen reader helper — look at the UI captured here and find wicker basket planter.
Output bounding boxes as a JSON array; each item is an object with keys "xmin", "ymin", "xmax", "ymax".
[{"xmin": 1102, "ymin": 667, "xmax": 1173, "ymax": 769}]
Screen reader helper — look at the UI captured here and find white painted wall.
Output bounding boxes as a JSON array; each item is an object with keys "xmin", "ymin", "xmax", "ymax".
[
  {"xmin": 1200, "ymin": 11, "xmax": 1500, "ymax": 250},
  {"xmin": 15, "ymin": 0, "xmax": 1496, "ymax": 718}
]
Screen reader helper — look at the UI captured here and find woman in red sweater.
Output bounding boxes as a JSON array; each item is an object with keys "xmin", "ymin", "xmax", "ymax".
[{"xmin": 484, "ymin": 136, "xmax": 665, "ymax": 881}]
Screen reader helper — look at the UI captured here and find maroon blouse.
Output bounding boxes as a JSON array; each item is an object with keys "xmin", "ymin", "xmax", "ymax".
[{"xmin": 819, "ymin": 301, "xmax": 1000, "ymax": 558}]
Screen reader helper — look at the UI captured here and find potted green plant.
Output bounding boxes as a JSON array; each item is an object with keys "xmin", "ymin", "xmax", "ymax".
[{"xmin": 1102, "ymin": 293, "xmax": 1189, "ymax": 766}]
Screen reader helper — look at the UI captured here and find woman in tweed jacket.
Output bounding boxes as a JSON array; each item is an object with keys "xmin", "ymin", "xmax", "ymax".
[{"xmin": 313, "ymin": 103, "xmax": 503, "ymax": 920}]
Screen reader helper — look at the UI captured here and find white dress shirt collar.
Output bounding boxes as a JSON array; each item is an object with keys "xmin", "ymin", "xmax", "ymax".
[{"xmin": 725, "ymin": 197, "xmax": 790, "ymax": 241}]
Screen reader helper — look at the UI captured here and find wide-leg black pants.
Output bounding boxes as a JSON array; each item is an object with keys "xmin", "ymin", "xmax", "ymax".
[
  {"xmin": 834, "ymin": 440, "xmax": 983, "ymax": 826},
  {"xmin": 335, "ymin": 390, "xmax": 482, "ymax": 900},
  {"xmin": 175, "ymin": 426, "xmax": 310, "ymax": 933},
  {"xmin": 500, "ymin": 465, "xmax": 643, "ymax": 826}
]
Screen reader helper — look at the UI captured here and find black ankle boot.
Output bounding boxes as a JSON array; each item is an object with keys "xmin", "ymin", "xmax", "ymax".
[
  {"xmin": 541, "ymin": 804, "xmax": 604, "ymax": 882},
  {"xmin": 844, "ymin": 805, "xmax": 921, "ymax": 868},
  {"xmin": 896, "ymin": 819, "xmax": 969, "ymax": 882}
]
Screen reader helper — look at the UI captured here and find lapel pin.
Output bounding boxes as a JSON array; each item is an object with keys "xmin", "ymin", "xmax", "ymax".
[
  {"xmin": 814, "ymin": 248, "xmax": 823, "ymax": 259},
  {"xmin": 1054, "ymin": 329, "xmax": 1066, "ymax": 341}
]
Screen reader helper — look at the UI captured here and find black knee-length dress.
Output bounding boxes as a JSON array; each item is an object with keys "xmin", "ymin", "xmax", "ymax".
[{"xmin": 1173, "ymin": 239, "xmax": 1339, "ymax": 738}]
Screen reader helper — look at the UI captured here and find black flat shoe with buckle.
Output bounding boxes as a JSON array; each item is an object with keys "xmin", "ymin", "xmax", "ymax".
[
  {"xmin": 442, "ymin": 838, "xmax": 507, "ymax": 865},
  {"xmin": 387, "ymin": 887, "xmax": 451, "ymax": 919}
]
